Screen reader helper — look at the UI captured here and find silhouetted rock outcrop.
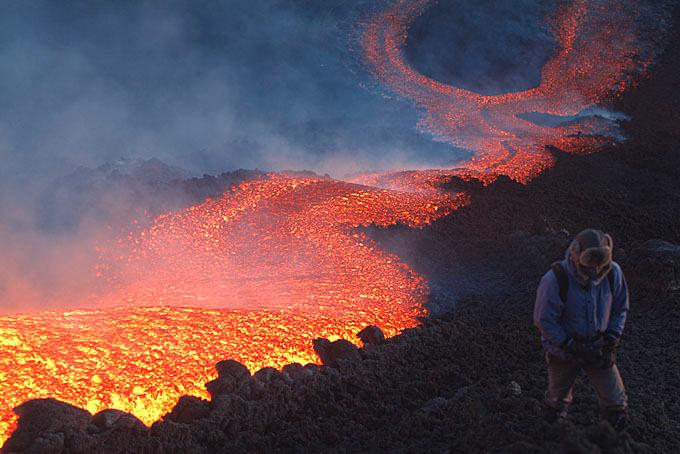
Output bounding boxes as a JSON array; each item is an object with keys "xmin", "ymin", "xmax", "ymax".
[
  {"xmin": 357, "ymin": 325, "xmax": 386, "ymax": 345},
  {"xmin": 205, "ymin": 359, "xmax": 255, "ymax": 399},
  {"xmin": 312, "ymin": 338, "xmax": 361, "ymax": 367},
  {"xmin": 163, "ymin": 396, "xmax": 210, "ymax": 424},
  {"xmin": 627, "ymin": 239, "xmax": 680, "ymax": 294},
  {"xmin": 4, "ymin": 399, "xmax": 91, "ymax": 453},
  {"xmin": 91, "ymin": 409, "xmax": 147, "ymax": 434}
]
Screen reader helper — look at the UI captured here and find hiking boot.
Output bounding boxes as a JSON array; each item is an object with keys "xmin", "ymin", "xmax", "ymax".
[
  {"xmin": 542, "ymin": 403, "xmax": 568, "ymax": 423},
  {"xmin": 605, "ymin": 409, "xmax": 629, "ymax": 431}
]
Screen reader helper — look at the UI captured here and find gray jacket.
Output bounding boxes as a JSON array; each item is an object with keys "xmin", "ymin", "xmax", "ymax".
[{"xmin": 533, "ymin": 249, "xmax": 629, "ymax": 359}]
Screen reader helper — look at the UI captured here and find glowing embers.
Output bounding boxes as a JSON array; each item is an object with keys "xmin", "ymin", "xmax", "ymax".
[
  {"xmin": 98, "ymin": 175, "xmax": 466, "ymax": 310},
  {"xmin": 0, "ymin": 174, "xmax": 467, "ymax": 445},
  {"xmin": 363, "ymin": 0, "xmax": 653, "ymax": 183},
  {"xmin": 0, "ymin": 305, "xmax": 413, "ymax": 443}
]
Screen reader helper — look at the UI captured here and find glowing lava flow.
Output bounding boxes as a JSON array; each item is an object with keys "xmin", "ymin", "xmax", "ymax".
[
  {"xmin": 0, "ymin": 175, "xmax": 467, "ymax": 445},
  {"xmin": 95, "ymin": 175, "xmax": 465, "ymax": 312},
  {"xmin": 0, "ymin": 0, "xmax": 668, "ymax": 447},
  {"xmin": 363, "ymin": 0, "xmax": 664, "ymax": 183}
]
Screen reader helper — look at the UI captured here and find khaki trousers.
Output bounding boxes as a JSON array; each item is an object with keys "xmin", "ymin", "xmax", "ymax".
[{"xmin": 544, "ymin": 352, "xmax": 628, "ymax": 411}]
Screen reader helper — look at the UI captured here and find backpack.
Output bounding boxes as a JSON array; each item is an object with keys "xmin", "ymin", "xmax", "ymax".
[{"xmin": 551, "ymin": 261, "xmax": 616, "ymax": 303}]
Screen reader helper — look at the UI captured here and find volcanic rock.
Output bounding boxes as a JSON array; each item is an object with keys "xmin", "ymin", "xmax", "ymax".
[
  {"xmin": 312, "ymin": 338, "xmax": 362, "ymax": 367},
  {"xmin": 91, "ymin": 409, "xmax": 125, "ymax": 430},
  {"xmin": 254, "ymin": 367, "xmax": 288, "ymax": 384},
  {"xmin": 215, "ymin": 359, "xmax": 250, "ymax": 380},
  {"xmin": 418, "ymin": 397, "xmax": 449, "ymax": 414},
  {"xmin": 304, "ymin": 363, "xmax": 321, "ymax": 375},
  {"xmin": 23, "ymin": 432, "xmax": 65, "ymax": 453},
  {"xmin": 164, "ymin": 396, "xmax": 210, "ymax": 424},
  {"xmin": 626, "ymin": 239, "xmax": 680, "ymax": 293},
  {"xmin": 282, "ymin": 363, "xmax": 313, "ymax": 381},
  {"xmin": 209, "ymin": 393, "xmax": 252, "ymax": 422},
  {"xmin": 505, "ymin": 381, "xmax": 522, "ymax": 397},
  {"xmin": 357, "ymin": 325, "xmax": 386, "ymax": 345},
  {"xmin": 91, "ymin": 409, "xmax": 147, "ymax": 434},
  {"xmin": 206, "ymin": 360, "xmax": 254, "ymax": 399},
  {"xmin": 3, "ymin": 398, "xmax": 91, "ymax": 453},
  {"xmin": 452, "ymin": 386, "xmax": 469, "ymax": 401},
  {"xmin": 508, "ymin": 230, "xmax": 571, "ymax": 270}
]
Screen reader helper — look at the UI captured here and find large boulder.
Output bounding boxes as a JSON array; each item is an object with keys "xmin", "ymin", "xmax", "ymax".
[
  {"xmin": 282, "ymin": 363, "xmax": 313, "ymax": 381},
  {"xmin": 205, "ymin": 359, "xmax": 254, "ymax": 399},
  {"xmin": 163, "ymin": 396, "xmax": 210, "ymax": 424},
  {"xmin": 215, "ymin": 359, "xmax": 250, "ymax": 381},
  {"xmin": 253, "ymin": 367, "xmax": 288, "ymax": 384},
  {"xmin": 3, "ymin": 398, "xmax": 91, "ymax": 453},
  {"xmin": 312, "ymin": 338, "xmax": 361, "ymax": 368},
  {"xmin": 626, "ymin": 239, "xmax": 680, "ymax": 294},
  {"xmin": 357, "ymin": 325, "xmax": 386, "ymax": 345},
  {"xmin": 91, "ymin": 409, "xmax": 147, "ymax": 434}
]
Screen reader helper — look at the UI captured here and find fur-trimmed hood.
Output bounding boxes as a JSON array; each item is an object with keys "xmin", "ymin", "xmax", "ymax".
[
  {"xmin": 563, "ymin": 247, "xmax": 611, "ymax": 287},
  {"xmin": 565, "ymin": 229, "xmax": 614, "ymax": 285}
]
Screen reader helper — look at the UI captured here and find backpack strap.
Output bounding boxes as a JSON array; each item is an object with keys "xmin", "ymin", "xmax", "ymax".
[
  {"xmin": 551, "ymin": 261, "xmax": 569, "ymax": 303},
  {"xmin": 607, "ymin": 266, "xmax": 617, "ymax": 295}
]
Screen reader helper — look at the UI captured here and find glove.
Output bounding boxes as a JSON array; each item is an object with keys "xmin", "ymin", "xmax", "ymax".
[
  {"xmin": 600, "ymin": 330, "xmax": 621, "ymax": 369},
  {"xmin": 564, "ymin": 338, "xmax": 604, "ymax": 366},
  {"xmin": 603, "ymin": 330, "xmax": 621, "ymax": 348}
]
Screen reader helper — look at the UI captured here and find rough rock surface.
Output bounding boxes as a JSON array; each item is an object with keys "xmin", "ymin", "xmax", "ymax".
[
  {"xmin": 312, "ymin": 338, "xmax": 362, "ymax": 368},
  {"xmin": 357, "ymin": 325, "xmax": 386, "ymax": 345},
  {"xmin": 4, "ymin": 399, "xmax": 91, "ymax": 453},
  {"xmin": 163, "ymin": 396, "xmax": 210, "ymax": 424},
  {"xmin": 626, "ymin": 239, "xmax": 680, "ymax": 294},
  {"xmin": 90, "ymin": 409, "xmax": 147, "ymax": 433},
  {"xmin": 205, "ymin": 359, "xmax": 255, "ymax": 399}
]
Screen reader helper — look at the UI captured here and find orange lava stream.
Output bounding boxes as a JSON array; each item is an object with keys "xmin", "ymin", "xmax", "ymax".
[
  {"xmin": 96, "ymin": 176, "xmax": 466, "ymax": 311},
  {"xmin": 0, "ymin": 175, "xmax": 467, "ymax": 445},
  {"xmin": 363, "ymin": 0, "xmax": 649, "ymax": 183},
  {"xmin": 0, "ymin": 0, "xmax": 663, "ymax": 446}
]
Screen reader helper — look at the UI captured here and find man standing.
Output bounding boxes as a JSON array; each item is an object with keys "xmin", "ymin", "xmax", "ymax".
[{"xmin": 534, "ymin": 229, "xmax": 630, "ymax": 430}]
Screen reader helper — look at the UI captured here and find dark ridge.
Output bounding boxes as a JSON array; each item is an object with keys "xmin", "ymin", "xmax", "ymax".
[{"xmin": 38, "ymin": 166, "xmax": 325, "ymax": 233}]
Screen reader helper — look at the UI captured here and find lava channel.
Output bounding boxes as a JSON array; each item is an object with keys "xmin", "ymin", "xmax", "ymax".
[
  {"xmin": 0, "ymin": 174, "xmax": 467, "ymax": 444},
  {"xmin": 363, "ymin": 0, "xmax": 665, "ymax": 183}
]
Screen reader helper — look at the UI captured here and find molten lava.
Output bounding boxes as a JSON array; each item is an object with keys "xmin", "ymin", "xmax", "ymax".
[
  {"xmin": 363, "ymin": 0, "xmax": 658, "ymax": 183},
  {"xmin": 0, "ymin": 175, "xmax": 467, "ymax": 444},
  {"xmin": 96, "ymin": 176, "xmax": 466, "ymax": 312},
  {"xmin": 0, "ymin": 0, "xmax": 667, "ymax": 446}
]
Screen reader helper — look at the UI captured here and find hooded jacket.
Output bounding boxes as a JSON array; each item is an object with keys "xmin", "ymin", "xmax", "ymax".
[{"xmin": 533, "ymin": 248, "xmax": 629, "ymax": 359}]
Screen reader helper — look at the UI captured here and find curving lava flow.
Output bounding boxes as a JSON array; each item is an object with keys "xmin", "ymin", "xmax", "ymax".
[
  {"xmin": 0, "ymin": 175, "xmax": 468, "ymax": 443},
  {"xmin": 0, "ymin": 0, "xmax": 668, "ymax": 446},
  {"xmin": 363, "ymin": 0, "xmax": 662, "ymax": 183}
]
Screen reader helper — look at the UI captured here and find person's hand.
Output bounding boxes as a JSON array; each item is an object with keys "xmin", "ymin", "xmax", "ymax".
[
  {"xmin": 600, "ymin": 347, "xmax": 616, "ymax": 368},
  {"xmin": 600, "ymin": 330, "xmax": 621, "ymax": 368},
  {"xmin": 565, "ymin": 338, "xmax": 603, "ymax": 366},
  {"xmin": 603, "ymin": 330, "xmax": 621, "ymax": 348}
]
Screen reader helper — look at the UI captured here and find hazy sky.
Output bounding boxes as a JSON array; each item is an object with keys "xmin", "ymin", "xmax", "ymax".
[{"xmin": 0, "ymin": 0, "xmax": 558, "ymax": 190}]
